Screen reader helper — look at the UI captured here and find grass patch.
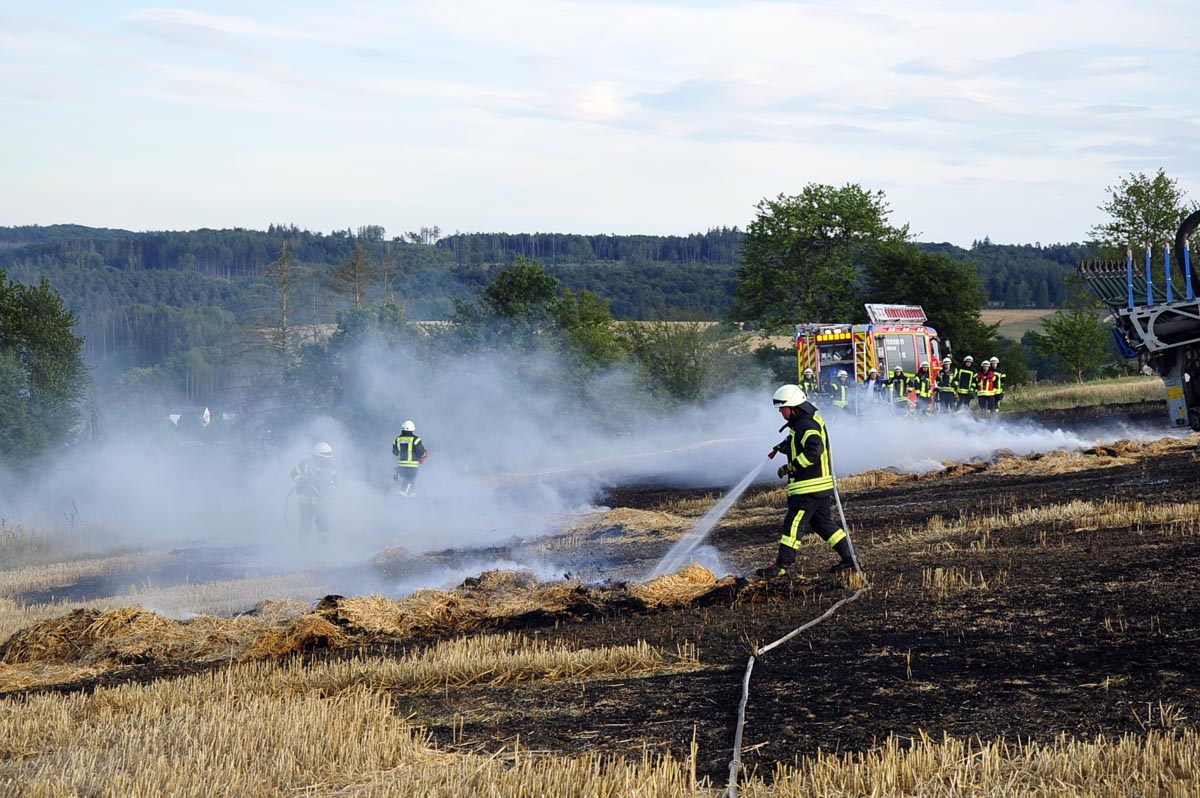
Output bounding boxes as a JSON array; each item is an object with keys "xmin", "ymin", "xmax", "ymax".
[{"xmin": 1003, "ymin": 376, "xmax": 1163, "ymax": 412}]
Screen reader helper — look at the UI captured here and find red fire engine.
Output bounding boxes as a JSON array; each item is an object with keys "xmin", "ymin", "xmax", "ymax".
[{"xmin": 795, "ymin": 304, "xmax": 943, "ymax": 384}]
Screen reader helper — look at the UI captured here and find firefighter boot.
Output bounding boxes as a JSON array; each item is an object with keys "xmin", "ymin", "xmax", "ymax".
[
  {"xmin": 755, "ymin": 562, "xmax": 790, "ymax": 579},
  {"xmin": 829, "ymin": 537, "xmax": 857, "ymax": 573},
  {"xmin": 756, "ymin": 545, "xmax": 796, "ymax": 579}
]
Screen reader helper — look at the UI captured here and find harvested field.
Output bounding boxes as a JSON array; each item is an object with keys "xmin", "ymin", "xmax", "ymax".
[{"xmin": 2, "ymin": 405, "xmax": 1199, "ymax": 794}]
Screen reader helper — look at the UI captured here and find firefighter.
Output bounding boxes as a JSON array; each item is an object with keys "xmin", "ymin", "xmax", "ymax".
[
  {"xmin": 976, "ymin": 360, "xmax": 998, "ymax": 413},
  {"xmin": 292, "ymin": 442, "xmax": 336, "ymax": 540},
  {"xmin": 799, "ymin": 367, "xmax": 820, "ymax": 397},
  {"xmin": 935, "ymin": 356, "xmax": 956, "ymax": 413},
  {"xmin": 860, "ymin": 367, "xmax": 883, "ymax": 408},
  {"xmin": 883, "ymin": 365, "xmax": 910, "ymax": 413},
  {"xmin": 989, "ymin": 356, "xmax": 1006, "ymax": 413},
  {"xmin": 392, "ymin": 420, "xmax": 429, "ymax": 497},
  {"xmin": 953, "ymin": 355, "xmax": 978, "ymax": 410},
  {"xmin": 829, "ymin": 369, "xmax": 851, "ymax": 412},
  {"xmin": 914, "ymin": 363, "xmax": 934, "ymax": 414},
  {"xmin": 757, "ymin": 384, "xmax": 856, "ymax": 578}
]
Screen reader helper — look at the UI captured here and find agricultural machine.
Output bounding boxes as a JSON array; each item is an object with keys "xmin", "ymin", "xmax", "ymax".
[{"xmin": 1077, "ymin": 211, "xmax": 1200, "ymax": 430}]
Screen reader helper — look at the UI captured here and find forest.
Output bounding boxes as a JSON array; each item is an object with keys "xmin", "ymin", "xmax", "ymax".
[{"xmin": 0, "ymin": 222, "xmax": 1091, "ymax": 432}]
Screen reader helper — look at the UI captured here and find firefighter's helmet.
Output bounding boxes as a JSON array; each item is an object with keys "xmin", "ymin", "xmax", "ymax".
[
  {"xmin": 772, "ymin": 384, "xmax": 807, "ymax": 408},
  {"xmin": 313, "ymin": 442, "xmax": 333, "ymax": 458},
  {"xmin": 868, "ymin": 367, "xmax": 878, "ymax": 375},
  {"xmin": 942, "ymin": 356, "xmax": 952, "ymax": 364},
  {"xmin": 964, "ymin": 355, "xmax": 974, "ymax": 363},
  {"xmin": 802, "ymin": 367, "xmax": 814, "ymax": 377},
  {"xmin": 401, "ymin": 420, "xmax": 416, "ymax": 432},
  {"xmin": 838, "ymin": 370, "xmax": 849, "ymax": 380},
  {"xmin": 989, "ymin": 356, "xmax": 999, "ymax": 365},
  {"xmin": 892, "ymin": 365, "xmax": 903, "ymax": 374}
]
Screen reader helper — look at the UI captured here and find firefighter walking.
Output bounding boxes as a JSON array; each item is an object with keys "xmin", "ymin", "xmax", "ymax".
[
  {"xmin": 829, "ymin": 369, "xmax": 851, "ymax": 412},
  {"xmin": 392, "ymin": 420, "xmax": 429, "ymax": 496},
  {"xmin": 756, "ymin": 384, "xmax": 857, "ymax": 579},
  {"xmin": 989, "ymin": 356, "xmax": 1006, "ymax": 412},
  {"xmin": 292, "ymin": 442, "xmax": 337, "ymax": 540}
]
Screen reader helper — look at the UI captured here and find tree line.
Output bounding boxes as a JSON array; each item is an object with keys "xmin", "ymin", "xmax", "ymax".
[{"xmin": 3, "ymin": 166, "xmax": 1191, "ymax": 466}]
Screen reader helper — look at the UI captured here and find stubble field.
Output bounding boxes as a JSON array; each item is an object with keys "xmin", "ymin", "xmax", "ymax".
[{"xmin": 2, "ymin": 403, "xmax": 1199, "ymax": 796}]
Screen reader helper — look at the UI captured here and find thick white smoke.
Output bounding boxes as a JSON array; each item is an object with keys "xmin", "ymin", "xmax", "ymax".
[{"xmin": 0, "ymin": 336, "xmax": 1176, "ymax": 606}]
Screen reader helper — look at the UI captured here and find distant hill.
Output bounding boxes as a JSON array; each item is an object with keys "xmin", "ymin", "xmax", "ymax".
[{"xmin": 0, "ymin": 223, "xmax": 1091, "ymax": 387}]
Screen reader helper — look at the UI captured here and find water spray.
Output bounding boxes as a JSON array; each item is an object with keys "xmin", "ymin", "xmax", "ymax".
[{"xmin": 648, "ymin": 460, "xmax": 767, "ymax": 578}]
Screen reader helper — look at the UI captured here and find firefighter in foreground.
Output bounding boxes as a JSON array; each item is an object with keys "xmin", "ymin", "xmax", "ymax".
[
  {"xmin": 292, "ymin": 442, "xmax": 337, "ymax": 540},
  {"xmin": 392, "ymin": 420, "xmax": 429, "ymax": 496},
  {"xmin": 757, "ymin": 384, "xmax": 857, "ymax": 579}
]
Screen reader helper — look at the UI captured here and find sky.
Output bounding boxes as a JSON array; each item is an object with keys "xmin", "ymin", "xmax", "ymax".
[{"xmin": 3, "ymin": 0, "xmax": 1199, "ymax": 247}]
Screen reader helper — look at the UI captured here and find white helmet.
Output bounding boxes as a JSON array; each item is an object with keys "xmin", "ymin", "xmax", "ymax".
[
  {"xmin": 989, "ymin": 356, "xmax": 999, "ymax": 365},
  {"xmin": 868, "ymin": 367, "xmax": 878, "ymax": 375},
  {"xmin": 772, "ymin": 384, "xmax": 807, "ymax": 408},
  {"xmin": 942, "ymin": 356, "xmax": 952, "ymax": 364},
  {"xmin": 313, "ymin": 442, "xmax": 333, "ymax": 458},
  {"xmin": 964, "ymin": 355, "xmax": 974, "ymax": 363},
  {"xmin": 401, "ymin": 420, "xmax": 416, "ymax": 432},
  {"xmin": 838, "ymin": 370, "xmax": 848, "ymax": 379},
  {"xmin": 892, "ymin": 365, "xmax": 903, "ymax": 373},
  {"xmin": 802, "ymin": 367, "xmax": 814, "ymax": 377}
]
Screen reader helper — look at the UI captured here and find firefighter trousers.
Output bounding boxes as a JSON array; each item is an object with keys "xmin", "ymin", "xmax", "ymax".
[{"xmin": 777, "ymin": 492, "xmax": 845, "ymax": 564}]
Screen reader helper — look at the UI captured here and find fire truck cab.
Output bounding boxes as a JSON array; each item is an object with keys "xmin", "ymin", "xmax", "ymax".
[{"xmin": 795, "ymin": 304, "xmax": 943, "ymax": 384}]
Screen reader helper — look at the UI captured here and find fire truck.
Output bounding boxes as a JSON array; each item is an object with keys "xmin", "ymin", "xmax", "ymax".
[{"xmin": 795, "ymin": 304, "xmax": 944, "ymax": 385}]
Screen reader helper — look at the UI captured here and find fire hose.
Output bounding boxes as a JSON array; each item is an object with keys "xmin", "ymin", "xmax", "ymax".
[{"xmin": 724, "ymin": 477, "xmax": 870, "ymax": 798}]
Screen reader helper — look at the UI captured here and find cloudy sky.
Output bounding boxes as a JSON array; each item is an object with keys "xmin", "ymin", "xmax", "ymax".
[{"xmin": 3, "ymin": 0, "xmax": 1197, "ymax": 246}]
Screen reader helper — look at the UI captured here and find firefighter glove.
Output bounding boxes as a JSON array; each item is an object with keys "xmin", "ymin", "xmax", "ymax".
[{"xmin": 776, "ymin": 463, "xmax": 790, "ymax": 479}]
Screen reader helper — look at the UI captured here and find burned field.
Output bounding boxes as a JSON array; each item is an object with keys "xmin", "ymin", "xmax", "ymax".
[
  {"xmin": 410, "ymin": 433, "xmax": 1200, "ymax": 779},
  {"xmin": 2, "ymin": 417, "xmax": 1199, "ymax": 789}
]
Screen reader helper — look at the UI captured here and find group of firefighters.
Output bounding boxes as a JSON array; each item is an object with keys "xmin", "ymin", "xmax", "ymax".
[
  {"xmin": 289, "ymin": 421, "xmax": 430, "ymax": 539},
  {"xmin": 800, "ymin": 355, "xmax": 1007, "ymax": 416}
]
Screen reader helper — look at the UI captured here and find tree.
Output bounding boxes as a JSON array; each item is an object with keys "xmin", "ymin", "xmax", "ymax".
[
  {"xmin": 552, "ymin": 288, "xmax": 626, "ymax": 371},
  {"xmin": 1089, "ymin": 168, "xmax": 1193, "ymax": 258},
  {"xmin": 257, "ymin": 242, "xmax": 303, "ymax": 362},
  {"xmin": 863, "ymin": 245, "xmax": 998, "ymax": 361},
  {"xmin": 733, "ymin": 183, "xmax": 909, "ymax": 328},
  {"xmin": 619, "ymin": 321, "xmax": 752, "ymax": 403},
  {"xmin": 1028, "ymin": 297, "xmax": 1112, "ymax": 382},
  {"xmin": 327, "ymin": 244, "xmax": 380, "ymax": 309},
  {"xmin": 0, "ymin": 270, "xmax": 88, "ymax": 467}
]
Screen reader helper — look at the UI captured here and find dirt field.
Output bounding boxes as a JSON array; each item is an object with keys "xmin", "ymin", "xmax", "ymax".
[{"xmin": 3, "ymin": 403, "xmax": 1199, "ymax": 786}]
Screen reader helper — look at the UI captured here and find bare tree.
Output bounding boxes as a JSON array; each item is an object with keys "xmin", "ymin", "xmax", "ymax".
[{"xmin": 327, "ymin": 243, "xmax": 380, "ymax": 309}]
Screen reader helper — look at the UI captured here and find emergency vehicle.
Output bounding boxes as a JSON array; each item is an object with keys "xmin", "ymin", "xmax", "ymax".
[{"xmin": 795, "ymin": 304, "xmax": 944, "ymax": 384}]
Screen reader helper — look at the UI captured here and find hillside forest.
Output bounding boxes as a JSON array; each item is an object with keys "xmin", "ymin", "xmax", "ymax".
[{"xmin": 0, "ymin": 218, "xmax": 1111, "ymax": 466}]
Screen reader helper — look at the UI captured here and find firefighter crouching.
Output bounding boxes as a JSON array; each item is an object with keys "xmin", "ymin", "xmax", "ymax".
[
  {"xmin": 756, "ymin": 384, "xmax": 857, "ymax": 579},
  {"xmin": 392, "ymin": 420, "xmax": 429, "ymax": 497},
  {"xmin": 292, "ymin": 442, "xmax": 337, "ymax": 540},
  {"xmin": 935, "ymin": 356, "xmax": 956, "ymax": 413}
]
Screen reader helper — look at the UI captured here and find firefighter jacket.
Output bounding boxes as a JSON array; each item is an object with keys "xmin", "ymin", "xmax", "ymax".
[
  {"xmin": 977, "ymin": 368, "xmax": 998, "ymax": 396},
  {"xmin": 829, "ymin": 380, "xmax": 849, "ymax": 409},
  {"xmin": 799, "ymin": 377, "xmax": 820, "ymax": 396},
  {"xmin": 393, "ymin": 432, "xmax": 428, "ymax": 469},
  {"xmin": 882, "ymin": 373, "xmax": 909, "ymax": 403},
  {"xmin": 992, "ymin": 368, "xmax": 1006, "ymax": 393},
  {"xmin": 935, "ymin": 367, "xmax": 955, "ymax": 395},
  {"xmin": 952, "ymin": 366, "xmax": 977, "ymax": 396},
  {"xmin": 772, "ymin": 402, "xmax": 834, "ymax": 497},
  {"xmin": 914, "ymin": 372, "xmax": 932, "ymax": 400},
  {"xmin": 292, "ymin": 457, "xmax": 336, "ymax": 505}
]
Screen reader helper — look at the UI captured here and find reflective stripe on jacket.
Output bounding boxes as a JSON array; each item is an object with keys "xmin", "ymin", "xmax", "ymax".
[
  {"xmin": 776, "ymin": 404, "xmax": 834, "ymax": 496},
  {"xmin": 393, "ymin": 433, "xmax": 425, "ymax": 468}
]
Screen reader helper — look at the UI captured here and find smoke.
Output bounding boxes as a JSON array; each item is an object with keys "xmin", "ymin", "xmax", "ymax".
[{"xmin": 0, "ymin": 336, "xmax": 1178, "ymax": 607}]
